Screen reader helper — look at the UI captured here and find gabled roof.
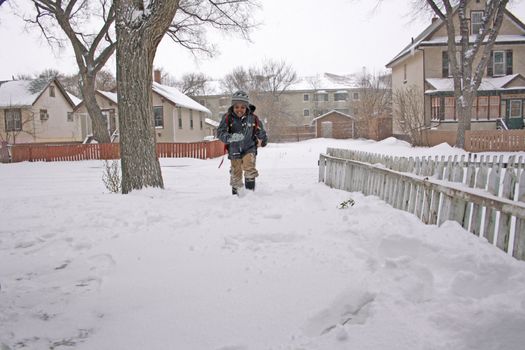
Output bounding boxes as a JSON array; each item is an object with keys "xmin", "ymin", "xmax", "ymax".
[
  {"xmin": 425, "ymin": 73, "xmax": 525, "ymax": 94},
  {"xmin": 0, "ymin": 78, "xmax": 76, "ymax": 108},
  {"xmin": 311, "ymin": 110, "xmax": 356, "ymax": 123},
  {"xmin": 204, "ymin": 118, "xmax": 219, "ymax": 128},
  {"xmin": 97, "ymin": 90, "xmax": 118, "ymax": 104},
  {"xmin": 152, "ymin": 82, "xmax": 211, "ymax": 114},
  {"xmin": 386, "ymin": 5, "xmax": 525, "ymax": 68}
]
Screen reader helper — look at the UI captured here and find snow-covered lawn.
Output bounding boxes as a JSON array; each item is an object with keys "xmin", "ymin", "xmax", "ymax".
[{"xmin": 1, "ymin": 138, "xmax": 525, "ymax": 350}]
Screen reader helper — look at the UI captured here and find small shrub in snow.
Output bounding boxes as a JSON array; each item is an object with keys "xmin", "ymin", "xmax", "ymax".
[
  {"xmin": 338, "ymin": 198, "xmax": 355, "ymax": 209},
  {"xmin": 102, "ymin": 160, "xmax": 121, "ymax": 193}
]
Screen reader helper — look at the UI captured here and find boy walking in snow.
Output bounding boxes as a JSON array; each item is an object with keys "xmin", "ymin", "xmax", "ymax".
[{"xmin": 217, "ymin": 90, "xmax": 268, "ymax": 195}]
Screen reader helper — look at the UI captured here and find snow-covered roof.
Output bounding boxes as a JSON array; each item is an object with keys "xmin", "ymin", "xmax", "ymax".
[
  {"xmin": 288, "ymin": 73, "xmax": 359, "ymax": 91},
  {"xmin": 152, "ymin": 82, "xmax": 211, "ymax": 114},
  {"xmin": 67, "ymin": 92, "xmax": 82, "ymax": 107},
  {"xmin": 421, "ymin": 34, "xmax": 525, "ymax": 46},
  {"xmin": 97, "ymin": 90, "xmax": 118, "ymax": 104},
  {"xmin": 204, "ymin": 118, "xmax": 219, "ymax": 128},
  {"xmin": 425, "ymin": 74, "xmax": 525, "ymax": 93},
  {"xmin": 0, "ymin": 80, "xmax": 42, "ymax": 108},
  {"xmin": 311, "ymin": 109, "xmax": 356, "ymax": 123}
]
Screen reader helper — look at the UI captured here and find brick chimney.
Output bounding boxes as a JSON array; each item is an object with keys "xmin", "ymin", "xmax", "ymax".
[{"xmin": 153, "ymin": 69, "xmax": 161, "ymax": 84}]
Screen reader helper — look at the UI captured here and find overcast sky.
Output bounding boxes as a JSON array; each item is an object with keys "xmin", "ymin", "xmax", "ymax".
[{"xmin": 2, "ymin": 0, "xmax": 525, "ymax": 82}]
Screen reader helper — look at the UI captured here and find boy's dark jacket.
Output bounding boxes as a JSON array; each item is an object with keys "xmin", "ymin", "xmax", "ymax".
[{"xmin": 217, "ymin": 104, "xmax": 268, "ymax": 159}]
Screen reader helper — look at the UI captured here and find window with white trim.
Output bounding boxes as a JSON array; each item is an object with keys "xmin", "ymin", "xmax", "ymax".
[
  {"xmin": 154, "ymin": 106, "xmax": 164, "ymax": 128},
  {"xmin": 40, "ymin": 109, "xmax": 49, "ymax": 121},
  {"xmin": 493, "ymin": 51, "xmax": 506, "ymax": 76},
  {"xmin": 178, "ymin": 108, "xmax": 183, "ymax": 129},
  {"xmin": 303, "ymin": 94, "xmax": 309, "ymax": 101},
  {"xmin": 334, "ymin": 92, "xmax": 348, "ymax": 101},
  {"xmin": 303, "ymin": 109, "xmax": 310, "ymax": 117},
  {"xmin": 190, "ymin": 110, "xmax": 194, "ymax": 129},
  {"xmin": 471, "ymin": 11, "xmax": 484, "ymax": 35}
]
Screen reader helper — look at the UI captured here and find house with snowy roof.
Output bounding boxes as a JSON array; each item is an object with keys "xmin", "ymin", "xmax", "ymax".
[
  {"xmin": 74, "ymin": 74, "xmax": 214, "ymax": 143},
  {"xmin": 0, "ymin": 78, "xmax": 80, "ymax": 144},
  {"xmin": 386, "ymin": 0, "xmax": 525, "ymax": 139}
]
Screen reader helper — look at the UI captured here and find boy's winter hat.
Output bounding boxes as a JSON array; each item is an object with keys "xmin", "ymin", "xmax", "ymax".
[{"xmin": 231, "ymin": 90, "xmax": 250, "ymax": 106}]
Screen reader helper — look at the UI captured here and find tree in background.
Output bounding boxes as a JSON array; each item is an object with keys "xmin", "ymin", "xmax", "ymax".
[
  {"xmin": 393, "ymin": 85, "xmax": 426, "ymax": 146},
  {"xmin": 176, "ymin": 72, "xmax": 210, "ymax": 96},
  {"xmin": 423, "ymin": 0, "xmax": 510, "ymax": 148},
  {"xmin": 354, "ymin": 69, "xmax": 392, "ymax": 138},
  {"xmin": 27, "ymin": 0, "xmax": 116, "ymax": 143}
]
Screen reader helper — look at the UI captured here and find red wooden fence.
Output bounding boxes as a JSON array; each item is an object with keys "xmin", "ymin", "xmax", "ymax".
[{"xmin": 10, "ymin": 140, "xmax": 225, "ymax": 163}]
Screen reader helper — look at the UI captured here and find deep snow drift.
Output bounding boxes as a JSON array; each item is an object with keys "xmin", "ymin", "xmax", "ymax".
[{"xmin": 1, "ymin": 138, "xmax": 525, "ymax": 350}]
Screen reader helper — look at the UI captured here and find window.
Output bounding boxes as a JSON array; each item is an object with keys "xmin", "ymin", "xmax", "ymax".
[
  {"xmin": 431, "ymin": 97, "xmax": 442, "ymax": 120},
  {"xmin": 303, "ymin": 94, "xmax": 309, "ymax": 101},
  {"xmin": 154, "ymin": 106, "xmax": 164, "ymax": 128},
  {"xmin": 40, "ymin": 109, "xmax": 49, "ymax": 121},
  {"xmin": 67, "ymin": 112, "xmax": 74, "ymax": 122},
  {"xmin": 444, "ymin": 97, "xmax": 455, "ymax": 120},
  {"xmin": 443, "ymin": 51, "xmax": 461, "ymax": 77},
  {"xmin": 353, "ymin": 92, "xmax": 359, "ymax": 100},
  {"xmin": 334, "ymin": 92, "xmax": 348, "ymax": 101},
  {"xmin": 102, "ymin": 109, "xmax": 116, "ymax": 134},
  {"xmin": 314, "ymin": 92, "xmax": 328, "ymax": 102},
  {"xmin": 178, "ymin": 108, "xmax": 183, "ymax": 129},
  {"xmin": 190, "ymin": 110, "xmax": 194, "ymax": 129},
  {"xmin": 303, "ymin": 109, "xmax": 310, "ymax": 117},
  {"xmin": 489, "ymin": 96, "xmax": 500, "ymax": 119},
  {"xmin": 478, "ymin": 96, "xmax": 489, "ymax": 119},
  {"xmin": 49, "ymin": 85, "xmax": 55, "ymax": 97},
  {"xmin": 493, "ymin": 51, "xmax": 506, "ymax": 76},
  {"xmin": 219, "ymin": 97, "xmax": 229, "ymax": 106},
  {"xmin": 5, "ymin": 109, "xmax": 22, "ymax": 131},
  {"xmin": 471, "ymin": 11, "xmax": 484, "ymax": 35},
  {"xmin": 403, "ymin": 64, "xmax": 407, "ymax": 82},
  {"xmin": 200, "ymin": 112, "xmax": 204, "ymax": 130},
  {"xmin": 510, "ymin": 100, "xmax": 522, "ymax": 118}
]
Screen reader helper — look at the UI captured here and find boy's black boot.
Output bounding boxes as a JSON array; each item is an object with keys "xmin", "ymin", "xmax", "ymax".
[
  {"xmin": 245, "ymin": 179, "xmax": 255, "ymax": 191},
  {"xmin": 232, "ymin": 187, "xmax": 238, "ymax": 195}
]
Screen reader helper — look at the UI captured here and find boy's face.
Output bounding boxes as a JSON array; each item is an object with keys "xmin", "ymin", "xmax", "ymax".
[{"xmin": 233, "ymin": 103, "xmax": 247, "ymax": 117}]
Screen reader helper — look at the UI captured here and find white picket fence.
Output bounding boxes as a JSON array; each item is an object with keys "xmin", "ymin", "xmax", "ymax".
[{"xmin": 318, "ymin": 148, "xmax": 525, "ymax": 260}]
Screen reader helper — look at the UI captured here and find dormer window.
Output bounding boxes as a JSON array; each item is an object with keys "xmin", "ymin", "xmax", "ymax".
[{"xmin": 471, "ymin": 11, "xmax": 484, "ymax": 35}]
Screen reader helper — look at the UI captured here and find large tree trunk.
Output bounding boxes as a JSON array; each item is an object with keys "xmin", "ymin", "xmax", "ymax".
[
  {"xmin": 80, "ymin": 74, "xmax": 111, "ymax": 143},
  {"xmin": 114, "ymin": 0, "xmax": 179, "ymax": 194},
  {"xmin": 116, "ymin": 34, "xmax": 163, "ymax": 194}
]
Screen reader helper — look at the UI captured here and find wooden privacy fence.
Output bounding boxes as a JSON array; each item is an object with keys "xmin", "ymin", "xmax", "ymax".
[
  {"xmin": 10, "ymin": 140, "xmax": 224, "ymax": 163},
  {"xmin": 423, "ymin": 130, "xmax": 525, "ymax": 152},
  {"xmin": 319, "ymin": 148, "xmax": 525, "ymax": 261}
]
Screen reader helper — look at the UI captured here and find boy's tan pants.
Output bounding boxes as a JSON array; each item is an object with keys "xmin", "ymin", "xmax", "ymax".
[{"xmin": 230, "ymin": 153, "xmax": 258, "ymax": 189}]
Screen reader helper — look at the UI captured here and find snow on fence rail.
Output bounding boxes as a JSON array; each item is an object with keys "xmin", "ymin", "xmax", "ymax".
[
  {"xmin": 318, "ymin": 148, "xmax": 525, "ymax": 261},
  {"xmin": 9, "ymin": 140, "xmax": 224, "ymax": 162}
]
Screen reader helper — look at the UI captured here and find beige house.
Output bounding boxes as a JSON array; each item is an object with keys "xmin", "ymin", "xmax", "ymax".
[
  {"xmin": 74, "ymin": 82, "xmax": 213, "ymax": 143},
  {"xmin": 386, "ymin": 0, "xmax": 525, "ymax": 139},
  {"xmin": 0, "ymin": 78, "xmax": 80, "ymax": 144}
]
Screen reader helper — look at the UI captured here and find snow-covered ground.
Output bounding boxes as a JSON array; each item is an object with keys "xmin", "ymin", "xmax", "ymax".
[{"xmin": 1, "ymin": 138, "xmax": 525, "ymax": 350}]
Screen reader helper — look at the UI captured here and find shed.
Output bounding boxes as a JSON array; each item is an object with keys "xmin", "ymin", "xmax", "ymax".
[{"xmin": 312, "ymin": 110, "xmax": 356, "ymax": 139}]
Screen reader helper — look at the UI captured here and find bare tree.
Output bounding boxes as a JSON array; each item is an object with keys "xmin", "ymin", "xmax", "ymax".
[
  {"xmin": 393, "ymin": 85, "xmax": 426, "ymax": 146},
  {"xmin": 27, "ymin": 0, "xmax": 116, "ymax": 143},
  {"xmin": 423, "ymin": 0, "xmax": 510, "ymax": 148},
  {"xmin": 220, "ymin": 67, "xmax": 252, "ymax": 93},
  {"xmin": 355, "ymin": 69, "xmax": 392, "ymax": 137},
  {"xmin": 176, "ymin": 72, "xmax": 210, "ymax": 96}
]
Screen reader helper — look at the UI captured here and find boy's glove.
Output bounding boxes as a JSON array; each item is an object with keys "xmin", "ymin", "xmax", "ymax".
[{"xmin": 229, "ymin": 133, "xmax": 244, "ymax": 143}]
